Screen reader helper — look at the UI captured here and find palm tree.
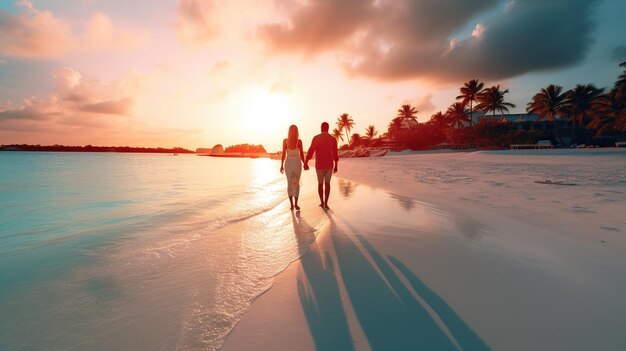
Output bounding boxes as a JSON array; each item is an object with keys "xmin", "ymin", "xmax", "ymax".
[
  {"xmin": 396, "ymin": 104, "xmax": 418, "ymax": 128},
  {"xmin": 445, "ymin": 102, "xmax": 471, "ymax": 129},
  {"xmin": 615, "ymin": 61, "xmax": 626, "ymax": 98},
  {"xmin": 364, "ymin": 125, "xmax": 378, "ymax": 145},
  {"xmin": 566, "ymin": 83, "xmax": 604, "ymax": 140},
  {"xmin": 526, "ymin": 84, "xmax": 569, "ymax": 145},
  {"xmin": 475, "ymin": 85, "xmax": 516, "ymax": 118},
  {"xmin": 588, "ymin": 88, "xmax": 625, "ymax": 135},
  {"xmin": 456, "ymin": 79, "xmax": 484, "ymax": 126},
  {"xmin": 350, "ymin": 133, "xmax": 363, "ymax": 148},
  {"xmin": 336, "ymin": 113, "xmax": 355, "ymax": 144},
  {"xmin": 387, "ymin": 117, "xmax": 404, "ymax": 139},
  {"xmin": 331, "ymin": 128, "xmax": 344, "ymax": 142},
  {"xmin": 428, "ymin": 111, "xmax": 448, "ymax": 127}
]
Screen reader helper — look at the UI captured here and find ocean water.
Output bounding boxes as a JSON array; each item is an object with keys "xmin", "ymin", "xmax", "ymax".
[{"xmin": 0, "ymin": 152, "xmax": 320, "ymax": 350}]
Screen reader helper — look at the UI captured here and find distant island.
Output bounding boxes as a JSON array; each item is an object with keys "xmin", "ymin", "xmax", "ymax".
[
  {"xmin": 196, "ymin": 143, "xmax": 273, "ymax": 158},
  {"xmin": 0, "ymin": 144, "xmax": 194, "ymax": 154}
]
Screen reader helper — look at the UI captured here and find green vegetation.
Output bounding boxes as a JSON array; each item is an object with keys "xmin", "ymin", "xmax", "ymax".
[
  {"xmin": 224, "ymin": 144, "xmax": 267, "ymax": 154},
  {"xmin": 339, "ymin": 61, "xmax": 626, "ymax": 150}
]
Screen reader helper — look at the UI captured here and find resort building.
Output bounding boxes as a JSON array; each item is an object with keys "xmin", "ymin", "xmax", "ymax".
[{"xmin": 471, "ymin": 112, "xmax": 569, "ymax": 131}]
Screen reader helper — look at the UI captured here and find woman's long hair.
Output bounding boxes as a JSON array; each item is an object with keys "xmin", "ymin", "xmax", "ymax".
[{"xmin": 287, "ymin": 125, "xmax": 298, "ymax": 149}]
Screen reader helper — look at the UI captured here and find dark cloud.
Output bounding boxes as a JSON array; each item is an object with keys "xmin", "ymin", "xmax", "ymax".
[
  {"xmin": 610, "ymin": 45, "xmax": 626, "ymax": 62},
  {"xmin": 259, "ymin": 0, "xmax": 600, "ymax": 82},
  {"xmin": 80, "ymin": 98, "xmax": 133, "ymax": 115},
  {"xmin": 441, "ymin": 0, "xmax": 599, "ymax": 79}
]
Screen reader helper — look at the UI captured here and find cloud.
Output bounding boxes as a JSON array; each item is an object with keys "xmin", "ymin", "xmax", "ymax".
[
  {"xmin": 0, "ymin": 1, "xmax": 148, "ymax": 58},
  {"xmin": 258, "ymin": 0, "xmax": 376, "ymax": 55},
  {"xmin": 610, "ymin": 45, "xmax": 626, "ymax": 62},
  {"xmin": 258, "ymin": 0, "xmax": 600, "ymax": 83},
  {"xmin": 0, "ymin": 106, "xmax": 50, "ymax": 121},
  {"xmin": 81, "ymin": 98, "xmax": 133, "ymax": 115},
  {"xmin": 0, "ymin": 1, "xmax": 73, "ymax": 57},
  {"xmin": 0, "ymin": 66, "xmax": 135, "ymax": 133},
  {"xmin": 415, "ymin": 94, "xmax": 436, "ymax": 114},
  {"xmin": 177, "ymin": 0, "xmax": 220, "ymax": 46},
  {"xmin": 400, "ymin": 93, "xmax": 435, "ymax": 118},
  {"xmin": 52, "ymin": 67, "xmax": 82, "ymax": 92},
  {"xmin": 80, "ymin": 12, "xmax": 149, "ymax": 51}
]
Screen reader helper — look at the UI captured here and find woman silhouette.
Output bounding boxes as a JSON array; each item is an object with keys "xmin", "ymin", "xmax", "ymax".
[{"xmin": 280, "ymin": 125, "xmax": 307, "ymax": 210}]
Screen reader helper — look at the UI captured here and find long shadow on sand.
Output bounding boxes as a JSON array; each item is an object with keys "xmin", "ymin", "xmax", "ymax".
[
  {"xmin": 292, "ymin": 211, "xmax": 490, "ymax": 351},
  {"xmin": 292, "ymin": 211, "xmax": 355, "ymax": 351}
]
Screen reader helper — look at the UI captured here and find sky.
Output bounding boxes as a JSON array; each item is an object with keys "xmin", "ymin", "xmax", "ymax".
[{"xmin": 1, "ymin": 0, "xmax": 625, "ymax": 152}]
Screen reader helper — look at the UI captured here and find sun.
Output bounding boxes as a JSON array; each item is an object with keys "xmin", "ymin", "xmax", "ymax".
[{"xmin": 241, "ymin": 88, "xmax": 292, "ymax": 134}]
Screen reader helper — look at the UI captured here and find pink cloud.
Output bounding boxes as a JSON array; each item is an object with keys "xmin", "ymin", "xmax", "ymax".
[
  {"xmin": 177, "ymin": 0, "xmax": 220, "ymax": 46},
  {"xmin": 0, "ymin": 1, "xmax": 73, "ymax": 57},
  {"xmin": 81, "ymin": 12, "xmax": 148, "ymax": 51},
  {"xmin": 0, "ymin": 1, "xmax": 148, "ymax": 58},
  {"xmin": 0, "ymin": 66, "xmax": 135, "ymax": 136}
]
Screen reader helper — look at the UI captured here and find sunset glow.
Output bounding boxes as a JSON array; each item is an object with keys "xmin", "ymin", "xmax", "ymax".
[
  {"xmin": 241, "ymin": 88, "xmax": 293, "ymax": 135},
  {"xmin": 1, "ymin": 0, "xmax": 625, "ymax": 151}
]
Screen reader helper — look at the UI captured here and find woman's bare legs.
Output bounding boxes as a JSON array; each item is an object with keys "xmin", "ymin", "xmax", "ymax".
[
  {"xmin": 294, "ymin": 197, "xmax": 300, "ymax": 211},
  {"xmin": 288, "ymin": 196, "xmax": 294, "ymax": 210}
]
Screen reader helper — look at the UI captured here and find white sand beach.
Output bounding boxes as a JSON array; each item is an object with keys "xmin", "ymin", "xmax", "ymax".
[{"xmin": 224, "ymin": 150, "xmax": 626, "ymax": 350}]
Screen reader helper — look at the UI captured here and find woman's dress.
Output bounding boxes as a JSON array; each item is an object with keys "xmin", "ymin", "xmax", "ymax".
[{"xmin": 284, "ymin": 146, "xmax": 302, "ymax": 197}]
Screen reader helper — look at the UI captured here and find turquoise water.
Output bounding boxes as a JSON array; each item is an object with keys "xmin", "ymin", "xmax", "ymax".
[{"xmin": 0, "ymin": 152, "xmax": 314, "ymax": 350}]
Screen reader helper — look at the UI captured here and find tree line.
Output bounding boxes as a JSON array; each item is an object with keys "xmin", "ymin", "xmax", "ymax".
[
  {"xmin": 0, "ymin": 144, "xmax": 194, "ymax": 153},
  {"xmin": 333, "ymin": 62, "xmax": 626, "ymax": 150},
  {"xmin": 224, "ymin": 144, "xmax": 267, "ymax": 154}
]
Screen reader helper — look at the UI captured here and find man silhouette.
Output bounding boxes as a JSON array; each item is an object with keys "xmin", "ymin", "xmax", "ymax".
[{"xmin": 304, "ymin": 122, "xmax": 338, "ymax": 209}]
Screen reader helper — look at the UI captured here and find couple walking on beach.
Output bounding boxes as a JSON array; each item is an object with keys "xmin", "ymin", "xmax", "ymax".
[{"xmin": 280, "ymin": 122, "xmax": 339, "ymax": 211}]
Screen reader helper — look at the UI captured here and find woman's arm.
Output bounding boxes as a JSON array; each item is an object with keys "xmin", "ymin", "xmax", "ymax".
[
  {"xmin": 280, "ymin": 139, "xmax": 286, "ymax": 173},
  {"xmin": 298, "ymin": 140, "xmax": 305, "ymax": 163}
]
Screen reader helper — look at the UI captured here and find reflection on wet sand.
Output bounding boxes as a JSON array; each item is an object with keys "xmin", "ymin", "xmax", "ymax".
[
  {"xmin": 337, "ymin": 178, "xmax": 357, "ymax": 199},
  {"xmin": 390, "ymin": 193, "xmax": 416, "ymax": 211},
  {"xmin": 291, "ymin": 205, "xmax": 489, "ymax": 350}
]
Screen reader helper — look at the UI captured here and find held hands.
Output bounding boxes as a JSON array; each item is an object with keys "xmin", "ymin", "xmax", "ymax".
[{"xmin": 303, "ymin": 162, "xmax": 309, "ymax": 171}]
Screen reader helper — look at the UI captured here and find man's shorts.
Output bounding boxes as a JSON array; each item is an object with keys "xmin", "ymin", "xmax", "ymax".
[{"xmin": 316, "ymin": 168, "xmax": 333, "ymax": 183}]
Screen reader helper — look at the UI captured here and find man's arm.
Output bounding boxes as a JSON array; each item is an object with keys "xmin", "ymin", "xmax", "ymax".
[
  {"xmin": 333, "ymin": 137, "xmax": 339, "ymax": 173},
  {"xmin": 304, "ymin": 137, "xmax": 316, "ymax": 164}
]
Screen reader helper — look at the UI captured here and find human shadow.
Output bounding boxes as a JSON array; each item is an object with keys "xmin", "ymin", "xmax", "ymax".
[
  {"xmin": 293, "ymin": 209, "xmax": 490, "ymax": 350},
  {"xmin": 292, "ymin": 211, "xmax": 355, "ymax": 351}
]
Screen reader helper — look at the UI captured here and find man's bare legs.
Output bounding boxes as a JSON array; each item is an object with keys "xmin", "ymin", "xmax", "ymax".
[
  {"xmin": 289, "ymin": 196, "xmax": 301, "ymax": 210},
  {"xmin": 317, "ymin": 181, "xmax": 331, "ymax": 208},
  {"xmin": 317, "ymin": 182, "xmax": 324, "ymax": 207},
  {"xmin": 324, "ymin": 181, "xmax": 331, "ymax": 208}
]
